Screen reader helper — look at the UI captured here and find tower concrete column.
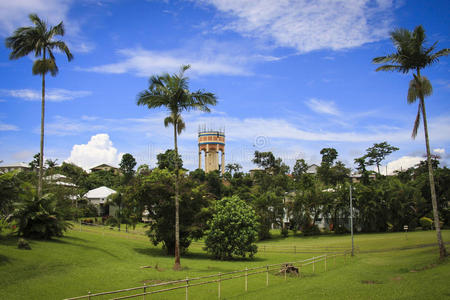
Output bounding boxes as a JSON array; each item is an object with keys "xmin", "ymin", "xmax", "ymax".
[
  {"xmin": 198, "ymin": 151, "xmax": 202, "ymax": 169},
  {"xmin": 221, "ymin": 151, "xmax": 225, "ymax": 175},
  {"xmin": 205, "ymin": 144, "xmax": 209, "ymax": 173}
]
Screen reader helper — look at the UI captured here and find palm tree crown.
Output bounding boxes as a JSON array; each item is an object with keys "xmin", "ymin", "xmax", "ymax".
[
  {"xmin": 373, "ymin": 25, "xmax": 449, "ymax": 73},
  {"xmin": 137, "ymin": 65, "xmax": 217, "ymax": 126},
  {"xmin": 5, "ymin": 13, "xmax": 73, "ymax": 76}
]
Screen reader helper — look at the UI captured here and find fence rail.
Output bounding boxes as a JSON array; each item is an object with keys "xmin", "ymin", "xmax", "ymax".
[
  {"xmin": 64, "ymin": 251, "xmax": 351, "ymax": 300},
  {"xmin": 76, "ymin": 222, "xmax": 359, "ymax": 254}
]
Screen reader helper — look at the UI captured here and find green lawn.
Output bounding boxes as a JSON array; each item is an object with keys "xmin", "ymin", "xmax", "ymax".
[{"xmin": 0, "ymin": 227, "xmax": 449, "ymax": 299}]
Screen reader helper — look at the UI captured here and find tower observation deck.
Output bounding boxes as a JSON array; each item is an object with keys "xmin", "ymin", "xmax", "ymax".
[{"xmin": 198, "ymin": 129, "xmax": 225, "ymax": 174}]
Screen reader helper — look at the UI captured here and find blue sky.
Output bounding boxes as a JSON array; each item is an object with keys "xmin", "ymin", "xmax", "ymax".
[{"xmin": 0, "ymin": 0, "xmax": 449, "ymax": 173}]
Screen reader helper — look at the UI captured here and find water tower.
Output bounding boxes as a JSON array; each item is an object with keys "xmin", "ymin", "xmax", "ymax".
[{"xmin": 198, "ymin": 127, "xmax": 225, "ymax": 174}]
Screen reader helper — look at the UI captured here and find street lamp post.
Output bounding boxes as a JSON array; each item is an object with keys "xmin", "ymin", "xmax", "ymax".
[{"xmin": 350, "ymin": 184, "xmax": 354, "ymax": 256}]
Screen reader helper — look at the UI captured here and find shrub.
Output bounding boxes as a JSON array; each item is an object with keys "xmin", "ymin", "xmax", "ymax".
[
  {"xmin": 13, "ymin": 193, "xmax": 72, "ymax": 239},
  {"xmin": 334, "ymin": 224, "xmax": 349, "ymax": 234},
  {"xmin": 205, "ymin": 196, "xmax": 259, "ymax": 259},
  {"xmin": 17, "ymin": 238, "xmax": 31, "ymax": 250},
  {"xmin": 419, "ymin": 217, "xmax": 433, "ymax": 230},
  {"xmin": 302, "ymin": 223, "xmax": 320, "ymax": 236}
]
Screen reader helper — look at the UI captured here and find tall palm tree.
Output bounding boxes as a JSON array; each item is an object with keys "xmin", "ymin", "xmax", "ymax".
[
  {"xmin": 5, "ymin": 14, "xmax": 73, "ymax": 197},
  {"xmin": 137, "ymin": 65, "xmax": 217, "ymax": 269},
  {"xmin": 373, "ymin": 25, "xmax": 449, "ymax": 259}
]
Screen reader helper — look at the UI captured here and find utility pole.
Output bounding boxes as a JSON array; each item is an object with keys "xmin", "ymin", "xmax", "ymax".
[{"xmin": 350, "ymin": 184, "xmax": 354, "ymax": 256}]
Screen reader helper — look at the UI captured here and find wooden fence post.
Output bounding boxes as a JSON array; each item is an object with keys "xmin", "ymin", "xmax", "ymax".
[
  {"xmin": 186, "ymin": 276, "xmax": 189, "ymax": 300},
  {"xmin": 143, "ymin": 283, "xmax": 146, "ymax": 300},
  {"xmin": 245, "ymin": 267, "xmax": 248, "ymax": 292},
  {"xmin": 87, "ymin": 291, "xmax": 91, "ymax": 300},
  {"xmin": 312, "ymin": 257, "xmax": 315, "ymax": 273},
  {"xmin": 218, "ymin": 272, "xmax": 221, "ymax": 299},
  {"xmin": 266, "ymin": 265, "xmax": 269, "ymax": 286}
]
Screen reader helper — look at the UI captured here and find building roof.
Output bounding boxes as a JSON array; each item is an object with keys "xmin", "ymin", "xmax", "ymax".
[
  {"xmin": 84, "ymin": 186, "xmax": 117, "ymax": 199},
  {"xmin": 44, "ymin": 174, "xmax": 68, "ymax": 181},
  {"xmin": 90, "ymin": 164, "xmax": 119, "ymax": 170},
  {"xmin": 0, "ymin": 162, "xmax": 30, "ymax": 168}
]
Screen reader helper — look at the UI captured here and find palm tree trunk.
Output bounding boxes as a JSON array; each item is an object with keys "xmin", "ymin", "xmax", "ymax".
[
  {"xmin": 38, "ymin": 49, "xmax": 46, "ymax": 198},
  {"xmin": 417, "ymin": 69, "xmax": 447, "ymax": 259},
  {"xmin": 173, "ymin": 119, "xmax": 181, "ymax": 270}
]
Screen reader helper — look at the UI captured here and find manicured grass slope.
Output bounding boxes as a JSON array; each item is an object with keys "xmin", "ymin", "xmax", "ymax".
[{"xmin": 0, "ymin": 229, "xmax": 449, "ymax": 299}]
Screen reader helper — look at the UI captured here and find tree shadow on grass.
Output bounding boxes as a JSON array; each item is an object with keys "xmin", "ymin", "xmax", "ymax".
[
  {"xmin": 40, "ymin": 236, "xmax": 120, "ymax": 259},
  {"xmin": 0, "ymin": 254, "xmax": 13, "ymax": 266},
  {"xmin": 133, "ymin": 247, "xmax": 267, "ymax": 264}
]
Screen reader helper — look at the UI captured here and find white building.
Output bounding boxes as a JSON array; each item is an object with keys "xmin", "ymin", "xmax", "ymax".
[{"xmin": 84, "ymin": 186, "xmax": 117, "ymax": 216}]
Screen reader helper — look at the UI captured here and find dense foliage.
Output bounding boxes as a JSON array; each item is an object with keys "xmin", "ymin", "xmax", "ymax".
[
  {"xmin": 13, "ymin": 194, "xmax": 72, "ymax": 239},
  {"xmin": 205, "ymin": 196, "xmax": 259, "ymax": 259}
]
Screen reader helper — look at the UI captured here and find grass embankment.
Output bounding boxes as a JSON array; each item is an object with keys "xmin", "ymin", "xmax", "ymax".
[{"xmin": 0, "ymin": 228, "xmax": 449, "ymax": 299}]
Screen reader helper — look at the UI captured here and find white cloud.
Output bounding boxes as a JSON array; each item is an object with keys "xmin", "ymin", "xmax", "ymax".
[
  {"xmin": 81, "ymin": 48, "xmax": 250, "ymax": 77},
  {"xmin": 45, "ymin": 116, "xmax": 106, "ymax": 136},
  {"xmin": 378, "ymin": 156, "xmax": 424, "ymax": 175},
  {"xmin": 0, "ymin": 0, "xmax": 94, "ymax": 53},
  {"xmin": 0, "ymin": 122, "xmax": 19, "ymax": 131},
  {"xmin": 305, "ymin": 98, "xmax": 340, "ymax": 116},
  {"xmin": 433, "ymin": 148, "xmax": 445, "ymax": 155},
  {"xmin": 0, "ymin": 0, "xmax": 71, "ymax": 35},
  {"xmin": 200, "ymin": 0, "xmax": 395, "ymax": 52},
  {"xmin": 65, "ymin": 134, "xmax": 123, "ymax": 170},
  {"xmin": 2, "ymin": 88, "xmax": 91, "ymax": 102}
]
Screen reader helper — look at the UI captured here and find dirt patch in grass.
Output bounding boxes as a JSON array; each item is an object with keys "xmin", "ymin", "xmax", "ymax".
[
  {"xmin": 361, "ymin": 280, "xmax": 383, "ymax": 284},
  {"xmin": 141, "ymin": 279, "xmax": 164, "ymax": 284},
  {"xmin": 390, "ymin": 276, "xmax": 403, "ymax": 281},
  {"xmin": 410, "ymin": 263, "xmax": 437, "ymax": 273}
]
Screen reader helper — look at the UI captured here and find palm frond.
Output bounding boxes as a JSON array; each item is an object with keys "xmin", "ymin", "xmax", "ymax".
[
  {"xmin": 32, "ymin": 59, "xmax": 58, "ymax": 76},
  {"xmin": 49, "ymin": 41, "xmax": 73, "ymax": 61},
  {"xmin": 375, "ymin": 65, "xmax": 404, "ymax": 72},
  {"xmin": 411, "ymin": 101, "xmax": 422, "ymax": 139},
  {"xmin": 408, "ymin": 75, "xmax": 432, "ymax": 104}
]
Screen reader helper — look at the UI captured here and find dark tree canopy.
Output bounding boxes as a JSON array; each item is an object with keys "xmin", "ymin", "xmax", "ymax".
[
  {"xmin": 120, "ymin": 153, "xmax": 137, "ymax": 178},
  {"xmin": 156, "ymin": 149, "xmax": 183, "ymax": 172},
  {"xmin": 365, "ymin": 142, "xmax": 399, "ymax": 174}
]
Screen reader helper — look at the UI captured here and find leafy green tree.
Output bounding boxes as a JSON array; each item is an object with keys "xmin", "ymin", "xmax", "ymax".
[
  {"xmin": 85, "ymin": 170, "xmax": 120, "ymax": 190},
  {"xmin": 225, "ymin": 163, "xmax": 242, "ymax": 176},
  {"xmin": 157, "ymin": 149, "xmax": 183, "ymax": 172},
  {"xmin": 119, "ymin": 153, "xmax": 137, "ymax": 183},
  {"xmin": 29, "ymin": 153, "xmax": 40, "ymax": 171},
  {"xmin": 365, "ymin": 142, "xmax": 399, "ymax": 174},
  {"xmin": 0, "ymin": 172, "xmax": 34, "ymax": 217},
  {"xmin": 133, "ymin": 168, "xmax": 211, "ymax": 255},
  {"xmin": 253, "ymin": 151, "xmax": 289, "ymax": 175},
  {"xmin": 373, "ymin": 25, "xmax": 449, "ymax": 258},
  {"xmin": 6, "ymin": 14, "xmax": 73, "ymax": 197},
  {"xmin": 13, "ymin": 193, "xmax": 72, "ymax": 239},
  {"xmin": 330, "ymin": 161, "xmax": 350, "ymax": 185},
  {"xmin": 137, "ymin": 65, "xmax": 217, "ymax": 270},
  {"xmin": 318, "ymin": 148, "xmax": 338, "ymax": 185},
  {"xmin": 354, "ymin": 156, "xmax": 370, "ymax": 184},
  {"xmin": 205, "ymin": 195, "xmax": 259, "ymax": 259},
  {"xmin": 293, "ymin": 159, "xmax": 308, "ymax": 180}
]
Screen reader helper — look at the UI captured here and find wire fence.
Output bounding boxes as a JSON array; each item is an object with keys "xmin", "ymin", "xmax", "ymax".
[
  {"xmin": 76, "ymin": 222, "xmax": 359, "ymax": 254},
  {"xmin": 63, "ymin": 251, "xmax": 351, "ymax": 300}
]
